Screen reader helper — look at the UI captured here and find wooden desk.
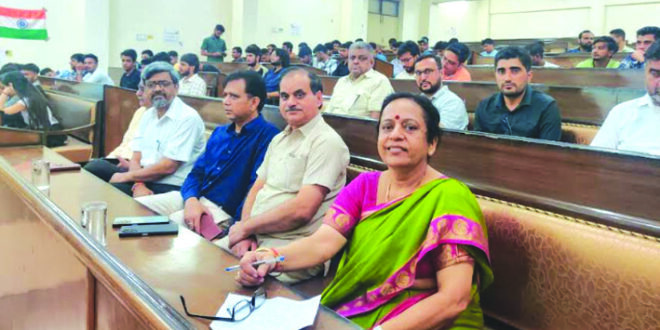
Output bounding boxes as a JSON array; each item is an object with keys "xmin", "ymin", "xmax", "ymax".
[{"xmin": 0, "ymin": 146, "xmax": 357, "ymax": 329}]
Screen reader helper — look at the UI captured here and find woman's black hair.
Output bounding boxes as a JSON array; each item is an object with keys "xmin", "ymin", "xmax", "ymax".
[
  {"xmin": 377, "ymin": 92, "xmax": 442, "ymax": 147},
  {"xmin": 1, "ymin": 71, "xmax": 56, "ymax": 131}
]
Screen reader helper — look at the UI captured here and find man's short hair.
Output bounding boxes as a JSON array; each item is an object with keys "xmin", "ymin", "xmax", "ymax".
[
  {"xmin": 637, "ymin": 26, "xmax": 660, "ymax": 40},
  {"xmin": 341, "ymin": 41, "xmax": 353, "ymax": 50},
  {"xmin": 610, "ymin": 28, "xmax": 626, "ymax": 39},
  {"xmin": 141, "ymin": 61, "xmax": 180, "ymax": 84},
  {"xmin": 644, "ymin": 40, "xmax": 660, "ymax": 62},
  {"xmin": 223, "ymin": 70, "xmax": 267, "ymax": 111},
  {"xmin": 578, "ymin": 30, "xmax": 593, "ymax": 39},
  {"xmin": 71, "ymin": 53, "xmax": 85, "ymax": 63},
  {"xmin": 283, "ymin": 41, "xmax": 293, "ymax": 51},
  {"xmin": 445, "ymin": 42, "xmax": 469, "ymax": 63},
  {"xmin": 281, "ymin": 67, "xmax": 323, "ymax": 94},
  {"xmin": 39, "ymin": 67, "xmax": 54, "ymax": 75},
  {"xmin": 299, "ymin": 42, "xmax": 309, "ymax": 49},
  {"xmin": 313, "ymin": 44, "xmax": 328, "ymax": 54},
  {"xmin": 448, "ymin": 38, "xmax": 459, "ymax": 44},
  {"xmin": 368, "ymin": 42, "xmax": 378, "ymax": 50},
  {"xmin": 152, "ymin": 52, "xmax": 171, "ymax": 63},
  {"xmin": 433, "ymin": 41, "xmax": 449, "ymax": 51},
  {"xmin": 418, "ymin": 36, "xmax": 429, "ymax": 44},
  {"xmin": 481, "ymin": 38, "xmax": 494, "ymax": 46},
  {"xmin": 298, "ymin": 46, "xmax": 312, "ymax": 58},
  {"xmin": 397, "ymin": 41, "xmax": 420, "ymax": 57},
  {"xmin": 260, "ymin": 48, "xmax": 268, "ymax": 56},
  {"xmin": 233, "ymin": 46, "xmax": 243, "ymax": 54},
  {"xmin": 121, "ymin": 49, "xmax": 137, "ymax": 62},
  {"xmin": 349, "ymin": 41, "xmax": 373, "ymax": 54},
  {"xmin": 21, "ymin": 63, "xmax": 40, "ymax": 74},
  {"xmin": 84, "ymin": 53, "xmax": 98, "ymax": 63},
  {"xmin": 215, "ymin": 24, "xmax": 225, "ymax": 33},
  {"xmin": 593, "ymin": 36, "xmax": 618, "ymax": 54},
  {"xmin": 414, "ymin": 54, "xmax": 443, "ymax": 70},
  {"xmin": 525, "ymin": 42, "xmax": 545, "ymax": 58},
  {"xmin": 180, "ymin": 53, "xmax": 200, "ymax": 73},
  {"xmin": 245, "ymin": 44, "xmax": 261, "ymax": 57},
  {"xmin": 273, "ymin": 48, "xmax": 290, "ymax": 67},
  {"xmin": 355, "ymin": 38, "xmax": 364, "ymax": 42},
  {"xmin": 494, "ymin": 46, "xmax": 532, "ymax": 71},
  {"xmin": 388, "ymin": 38, "xmax": 397, "ymax": 45},
  {"xmin": 0, "ymin": 63, "xmax": 20, "ymax": 75},
  {"xmin": 168, "ymin": 50, "xmax": 178, "ymax": 58},
  {"xmin": 141, "ymin": 49, "xmax": 154, "ymax": 57}
]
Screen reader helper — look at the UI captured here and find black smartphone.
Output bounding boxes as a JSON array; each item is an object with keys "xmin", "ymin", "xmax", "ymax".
[
  {"xmin": 118, "ymin": 223, "xmax": 179, "ymax": 237},
  {"xmin": 112, "ymin": 216, "xmax": 170, "ymax": 228}
]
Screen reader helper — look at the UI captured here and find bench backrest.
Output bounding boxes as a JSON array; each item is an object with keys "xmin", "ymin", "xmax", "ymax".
[
  {"xmin": 46, "ymin": 92, "xmax": 98, "ymax": 143},
  {"xmin": 467, "ymin": 66, "xmax": 645, "ymax": 88}
]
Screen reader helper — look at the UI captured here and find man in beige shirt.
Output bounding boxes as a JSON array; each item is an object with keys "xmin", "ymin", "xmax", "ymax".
[
  {"xmin": 221, "ymin": 68, "xmax": 349, "ymax": 283},
  {"xmin": 325, "ymin": 42, "xmax": 394, "ymax": 119}
]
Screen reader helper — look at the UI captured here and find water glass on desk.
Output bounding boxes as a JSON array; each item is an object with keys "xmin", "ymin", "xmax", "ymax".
[
  {"xmin": 31, "ymin": 159, "xmax": 50, "ymax": 196},
  {"xmin": 81, "ymin": 201, "xmax": 108, "ymax": 246}
]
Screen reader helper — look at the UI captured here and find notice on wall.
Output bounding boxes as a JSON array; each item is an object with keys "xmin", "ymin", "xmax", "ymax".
[
  {"xmin": 290, "ymin": 23, "xmax": 301, "ymax": 36},
  {"xmin": 136, "ymin": 33, "xmax": 147, "ymax": 41},
  {"xmin": 163, "ymin": 28, "xmax": 181, "ymax": 45}
]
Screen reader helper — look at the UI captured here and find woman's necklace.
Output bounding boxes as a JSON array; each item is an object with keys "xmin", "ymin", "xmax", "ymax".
[{"xmin": 385, "ymin": 169, "xmax": 427, "ymax": 201}]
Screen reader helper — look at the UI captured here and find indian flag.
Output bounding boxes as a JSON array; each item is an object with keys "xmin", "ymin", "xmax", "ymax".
[{"xmin": 0, "ymin": 6, "xmax": 48, "ymax": 40}]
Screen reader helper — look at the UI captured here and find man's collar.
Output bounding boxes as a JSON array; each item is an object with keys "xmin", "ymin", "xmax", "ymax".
[
  {"xmin": 429, "ymin": 85, "xmax": 448, "ymax": 100},
  {"xmin": 285, "ymin": 114, "xmax": 322, "ymax": 136},
  {"xmin": 154, "ymin": 97, "xmax": 183, "ymax": 120},
  {"xmin": 496, "ymin": 85, "xmax": 532, "ymax": 110},
  {"xmin": 349, "ymin": 69, "xmax": 374, "ymax": 81},
  {"xmin": 226, "ymin": 114, "xmax": 264, "ymax": 135}
]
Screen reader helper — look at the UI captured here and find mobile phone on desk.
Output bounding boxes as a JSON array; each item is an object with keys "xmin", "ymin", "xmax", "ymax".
[
  {"xmin": 50, "ymin": 163, "xmax": 82, "ymax": 172},
  {"xmin": 118, "ymin": 223, "xmax": 179, "ymax": 237},
  {"xmin": 113, "ymin": 215, "xmax": 170, "ymax": 228}
]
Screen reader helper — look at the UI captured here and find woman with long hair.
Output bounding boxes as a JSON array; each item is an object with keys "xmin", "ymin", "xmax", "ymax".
[{"xmin": 0, "ymin": 71, "xmax": 66, "ymax": 147}]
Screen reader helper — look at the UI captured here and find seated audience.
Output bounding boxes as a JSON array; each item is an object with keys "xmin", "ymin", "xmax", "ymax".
[
  {"xmin": 619, "ymin": 26, "xmax": 660, "ymax": 69},
  {"xmin": 0, "ymin": 64, "xmax": 26, "ymax": 128},
  {"xmin": 231, "ymin": 47, "xmax": 245, "ymax": 63},
  {"xmin": 370, "ymin": 42, "xmax": 388, "ymax": 62},
  {"xmin": 86, "ymin": 62, "xmax": 205, "ymax": 196},
  {"xmin": 480, "ymin": 38, "xmax": 498, "ymax": 57},
  {"xmin": 474, "ymin": 47, "xmax": 562, "ymax": 141},
  {"xmin": 56, "ymin": 53, "xmax": 86, "ymax": 81},
  {"xmin": 283, "ymin": 41, "xmax": 296, "ymax": 60},
  {"xmin": 120, "ymin": 49, "xmax": 141, "ymax": 90},
  {"xmin": 141, "ymin": 49, "xmax": 154, "ymax": 61},
  {"xmin": 390, "ymin": 42, "xmax": 404, "ymax": 77},
  {"xmin": 388, "ymin": 38, "xmax": 398, "ymax": 51},
  {"xmin": 395, "ymin": 41, "xmax": 420, "ymax": 80},
  {"xmin": 576, "ymin": 36, "xmax": 620, "ymax": 68},
  {"xmin": 326, "ymin": 42, "xmax": 394, "ymax": 119},
  {"xmin": 313, "ymin": 44, "xmax": 338, "ymax": 75},
  {"xmin": 610, "ymin": 28, "xmax": 634, "ymax": 53},
  {"xmin": 201, "ymin": 25, "xmax": 227, "ymax": 63},
  {"xmin": 418, "ymin": 36, "xmax": 432, "ymax": 55},
  {"xmin": 82, "ymin": 54, "xmax": 115, "ymax": 85},
  {"xmin": 245, "ymin": 44, "xmax": 267, "ymax": 77},
  {"xmin": 264, "ymin": 48, "xmax": 290, "ymax": 100},
  {"xmin": 591, "ymin": 41, "xmax": 660, "ymax": 155},
  {"xmin": 0, "ymin": 71, "xmax": 66, "ymax": 146},
  {"xmin": 433, "ymin": 41, "xmax": 449, "ymax": 57},
  {"xmin": 40, "ymin": 67, "xmax": 55, "ymax": 77},
  {"xmin": 105, "ymin": 81, "xmax": 149, "ymax": 161},
  {"xmin": 237, "ymin": 93, "xmax": 493, "ymax": 329},
  {"xmin": 442, "ymin": 42, "xmax": 472, "ymax": 81},
  {"xmin": 168, "ymin": 51, "xmax": 178, "ymax": 66},
  {"xmin": 20, "ymin": 63, "xmax": 46, "ymax": 97},
  {"xmin": 414, "ymin": 54, "xmax": 468, "ymax": 130},
  {"xmin": 526, "ymin": 42, "xmax": 559, "ymax": 68},
  {"xmin": 331, "ymin": 42, "xmax": 351, "ymax": 77},
  {"xmin": 298, "ymin": 46, "xmax": 313, "ymax": 66},
  {"xmin": 266, "ymin": 43, "xmax": 276, "ymax": 55},
  {"xmin": 177, "ymin": 53, "xmax": 207, "ymax": 97},
  {"xmin": 223, "ymin": 68, "xmax": 350, "ymax": 284},
  {"xmin": 260, "ymin": 48, "xmax": 271, "ymax": 63},
  {"xmin": 136, "ymin": 71, "xmax": 280, "ymax": 236},
  {"xmin": 567, "ymin": 30, "xmax": 594, "ymax": 53}
]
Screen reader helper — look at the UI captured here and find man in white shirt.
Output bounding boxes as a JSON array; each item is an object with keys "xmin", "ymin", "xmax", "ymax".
[
  {"xmin": 414, "ymin": 54, "xmax": 468, "ymax": 130},
  {"xmin": 526, "ymin": 42, "xmax": 560, "ymax": 68},
  {"xmin": 106, "ymin": 62, "xmax": 206, "ymax": 197},
  {"xmin": 395, "ymin": 41, "xmax": 420, "ymax": 80},
  {"xmin": 591, "ymin": 41, "xmax": 660, "ymax": 155},
  {"xmin": 325, "ymin": 42, "xmax": 394, "ymax": 119},
  {"xmin": 177, "ymin": 53, "xmax": 207, "ymax": 97},
  {"xmin": 82, "ymin": 54, "xmax": 115, "ymax": 85}
]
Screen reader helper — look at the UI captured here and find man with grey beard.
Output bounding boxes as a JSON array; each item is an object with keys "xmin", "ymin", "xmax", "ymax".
[
  {"xmin": 84, "ymin": 62, "xmax": 206, "ymax": 197},
  {"xmin": 591, "ymin": 40, "xmax": 660, "ymax": 156}
]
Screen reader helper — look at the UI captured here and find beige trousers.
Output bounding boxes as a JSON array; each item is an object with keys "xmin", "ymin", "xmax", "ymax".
[{"xmin": 135, "ymin": 191, "xmax": 231, "ymax": 229}]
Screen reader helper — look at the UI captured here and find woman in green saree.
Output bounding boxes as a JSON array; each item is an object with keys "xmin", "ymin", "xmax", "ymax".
[{"xmin": 237, "ymin": 92, "xmax": 493, "ymax": 329}]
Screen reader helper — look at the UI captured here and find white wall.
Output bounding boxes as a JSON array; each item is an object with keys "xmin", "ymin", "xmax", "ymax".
[
  {"xmin": 0, "ymin": 0, "xmax": 97, "ymax": 72},
  {"xmin": 108, "ymin": 0, "xmax": 232, "ymax": 67}
]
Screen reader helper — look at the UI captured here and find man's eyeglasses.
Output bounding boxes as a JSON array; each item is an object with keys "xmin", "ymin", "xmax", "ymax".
[
  {"xmin": 145, "ymin": 80, "xmax": 173, "ymax": 89},
  {"xmin": 180, "ymin": 287, "xmax": 266, "ymax": 322},
  {"xmin": 415, "ymin": 69, "xmax": 436, "ymax": 77}
]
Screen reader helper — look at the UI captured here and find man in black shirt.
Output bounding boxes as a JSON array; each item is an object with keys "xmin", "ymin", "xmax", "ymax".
[
  {"xmin": 331, "ymin": 42, "xmax": 351, "ymax": 77},
  {"xmin": 474, "ymin": 46, "xmax": 562, "ymax": 141},
  {"xmin": 119, "ymin": 49, "xmax": 141, "ymax": 90}
]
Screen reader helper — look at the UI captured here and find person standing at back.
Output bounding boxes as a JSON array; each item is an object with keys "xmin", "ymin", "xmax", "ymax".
[{"xmin": 201, "ymin": 24, "xmax": 227, "ymax": 63}]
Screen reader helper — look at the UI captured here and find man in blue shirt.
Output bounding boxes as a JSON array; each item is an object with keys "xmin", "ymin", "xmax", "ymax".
[
  {"xmin": 264, "ymin": 48, "xmax": 289, "ymax": 102},
  {"xmin": 136, "ymin": 70, "xmax": 279, "ymax": 239},
  {"xmin": 619, "ymin": 26, "xmax": 660, "ymax": 69}
]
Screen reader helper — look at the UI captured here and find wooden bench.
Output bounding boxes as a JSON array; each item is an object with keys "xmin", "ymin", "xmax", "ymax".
[
  {"xmin": 473, "ymin": 52, "xmax": 628, "ymax": 68},
  {"xmin": 466, "ymin": 66, "xmax": 645, "ymax": 88},
  {"xmin": 374, "ymin": 59, "xmax": 394, "ymax": 78}
]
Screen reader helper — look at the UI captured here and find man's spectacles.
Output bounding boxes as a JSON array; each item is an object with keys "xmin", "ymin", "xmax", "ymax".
[
  {"xmin": 415, "ymin": 69, "xmax": 436, "ymax": 76},
  {"xmin": 146, "ymin": 80, "xmax": 173, "ymax": 89},
  {"xmin": 180, "ymin": 287, "xmax": 267, "ymax": 322}
]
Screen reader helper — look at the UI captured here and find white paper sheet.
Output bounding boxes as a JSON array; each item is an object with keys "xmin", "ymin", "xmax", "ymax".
[{"xmin": 210, "ymin": 293, "xmax": 321, "ymax": 330}]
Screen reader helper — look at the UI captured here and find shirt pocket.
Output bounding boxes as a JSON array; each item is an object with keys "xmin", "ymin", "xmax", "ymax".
[{"xmin": 281, "ymin": 153, "xmax": 307, "ymax": 192}]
